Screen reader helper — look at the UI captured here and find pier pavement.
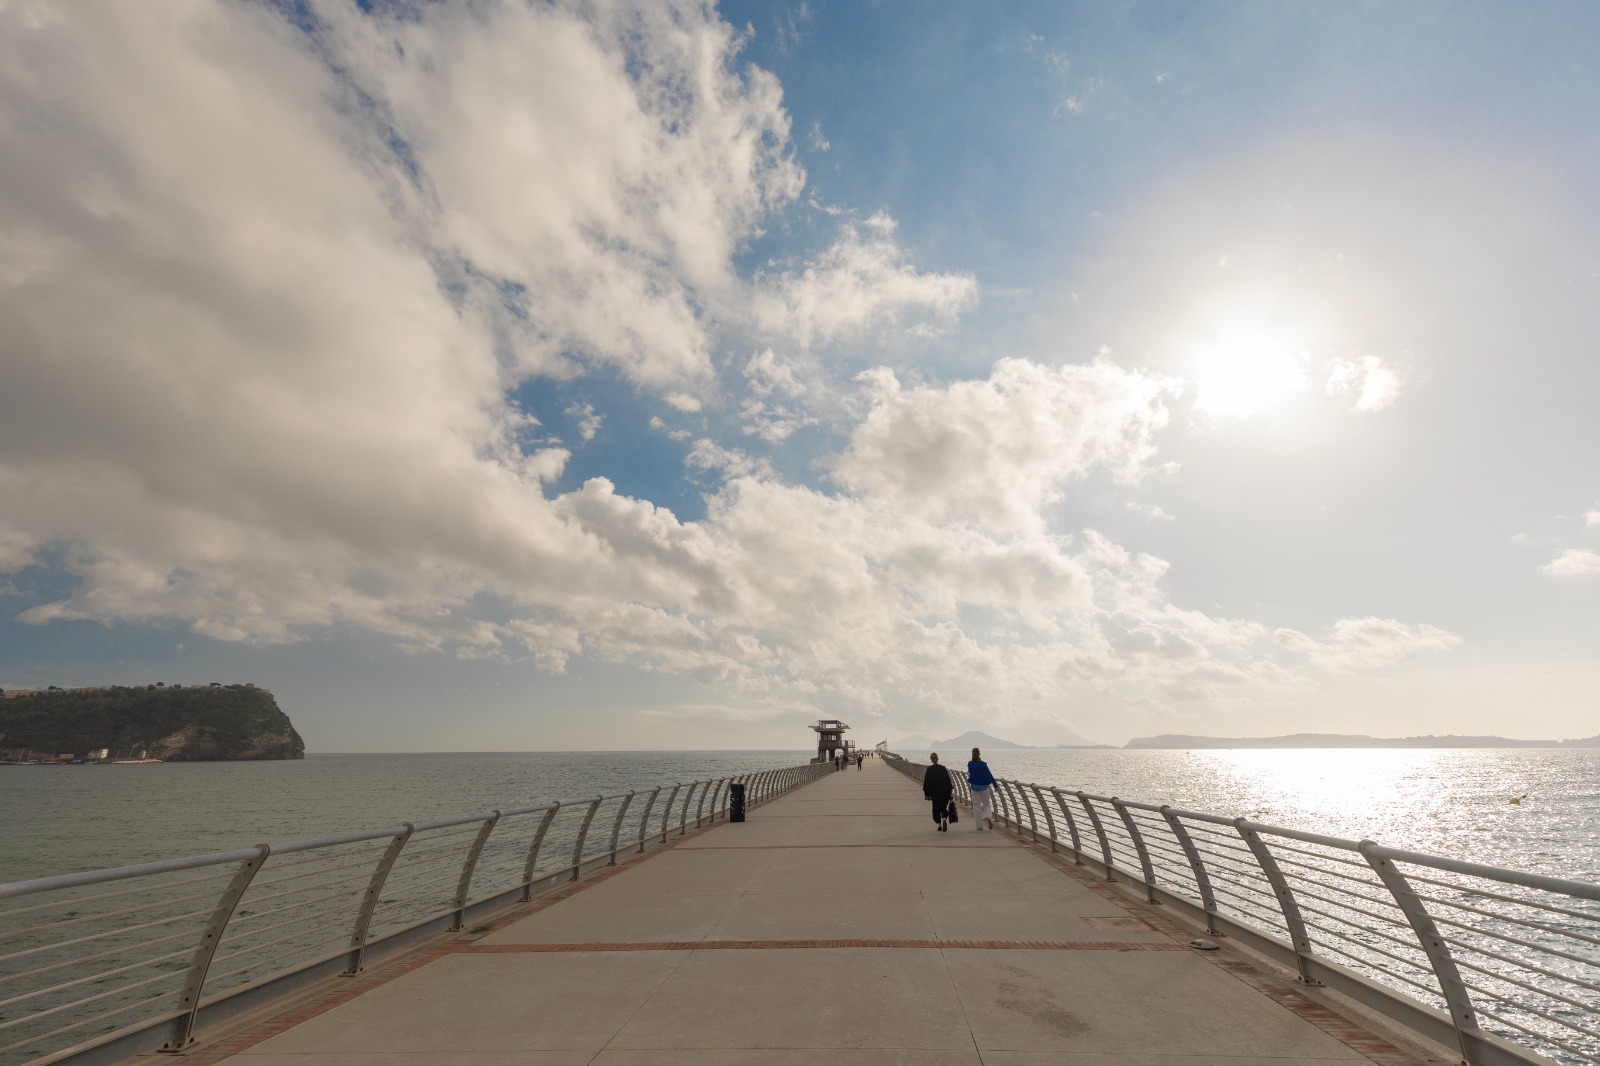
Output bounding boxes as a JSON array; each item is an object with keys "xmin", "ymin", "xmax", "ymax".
[{"xmin": 181, "ymin": 759, "xmax": 1439, "ymax": 1065}]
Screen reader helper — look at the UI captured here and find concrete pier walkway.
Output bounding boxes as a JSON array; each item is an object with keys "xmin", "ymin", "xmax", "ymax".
[{"xmin": 185, "ymin": 759, "xmax": 1435, "ymax": 1065}]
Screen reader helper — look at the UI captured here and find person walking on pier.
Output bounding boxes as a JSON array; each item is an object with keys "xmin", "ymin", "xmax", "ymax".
[
  {"xmin": 967, "ymin": 747, "xmax": 996, "ymax": 830},
  {"xmin": 923, "ymin": 753, "xmax": 954, "ymax": 832}
]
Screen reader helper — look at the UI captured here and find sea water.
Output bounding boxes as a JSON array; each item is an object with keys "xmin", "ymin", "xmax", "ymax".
[{"xmin": 1, "ymin": 748, "xmax": 1597, "ymax": 883}]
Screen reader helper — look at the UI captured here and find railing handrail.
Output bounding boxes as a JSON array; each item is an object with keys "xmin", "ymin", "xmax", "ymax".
[
  {"xmin": 0, "ymin": 760, "xmax": 833, "ymax": 1066},
  {"xmin": 878, "ymin": 750, "xmax": 1599, "ymax": 1066}
]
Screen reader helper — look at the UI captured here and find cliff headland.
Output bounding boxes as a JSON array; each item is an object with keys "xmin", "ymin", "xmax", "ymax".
[{"xmin": 0, "ymin": 684, "xmax": 305, "ymax": 761}]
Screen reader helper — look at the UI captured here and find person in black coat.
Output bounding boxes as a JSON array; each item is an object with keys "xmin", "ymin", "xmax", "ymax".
[{"xmin": 922, "ymin": 753, "xmax": 953, "ymax": 832}]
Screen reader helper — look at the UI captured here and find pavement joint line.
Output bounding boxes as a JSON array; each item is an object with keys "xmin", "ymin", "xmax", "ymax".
[
  {"xmin": 453, "ymin": 938, "xmax": 1188, "ymax": 952},
  {"xmin": 981, "ymin": 811, "xmax": 1431, "ymax": 1066},
  {"xmin": 169, "ymin": 783, "xmax": 822, "ymax": 1065},
  {"xmin": 683, "ymin": 842, "xmax": 1012, "ymax": 849}
]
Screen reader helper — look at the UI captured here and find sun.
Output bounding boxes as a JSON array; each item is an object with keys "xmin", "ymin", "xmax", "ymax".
[{"xmin": 1192, "ymin": 334, "xmax": 1308, "ymax": 418}]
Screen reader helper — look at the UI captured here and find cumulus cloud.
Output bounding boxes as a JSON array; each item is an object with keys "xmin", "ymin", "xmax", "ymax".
[
  {"xmin": 0, "ymin": 1, "xmax": 1460, "ymax": 730},
  {"xmin": 753, "ymin": 213, "xmax": 978, "ymax": 349},
  {"xmin": 738, "ymin": 348, "xmax": 818, "ymax": 441},
  {"xmin": 1586, "ymin": 509, "xmax": 1600, "ymax": 527},
  {"xmin": 1274, "ymin": 618, "xmax": 1462, "ymax": 671},
  {"xmin": 1325, "ymin": 355, "xmax": 1405, "ymax": 412},
  {"xmin": 833, "ymin": 357, "xmax": 1177, "ymax": 532},
  {"xmin": 565, "ymin": 403, "xmax": 603, "ymax": 442},
  {"xmin": 1542, "ymin": 549, "xmax": 1600, "ymax": 577}
]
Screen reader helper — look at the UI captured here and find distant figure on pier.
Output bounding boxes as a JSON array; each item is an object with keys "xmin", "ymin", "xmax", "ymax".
[
  {"xmin": 968, "ymin": 747, "xmax": 996, "ymax": 831},
  {"xmin": 855, "ymin": 753, "xmax": 863, "ymax": 770},
  {"xmin": 923, "ymin": 753, "xmax": 953, "ymax": 832}
]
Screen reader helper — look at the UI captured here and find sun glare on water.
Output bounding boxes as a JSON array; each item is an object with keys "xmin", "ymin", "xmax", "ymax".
[{"xmin": 1192, "ymin": 334, "xmax": 1308, "ymax": 418}]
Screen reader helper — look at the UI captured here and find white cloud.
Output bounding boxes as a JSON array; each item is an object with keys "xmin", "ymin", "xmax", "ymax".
[
  {"xmin": 0, "ymin": 1, "xmax": 1462, "ymax": 734},
  {"xmin": 739, "ymin": 348, "xmax": 817, "ymax": 441},
  {"xmin": 565, "ymin": 403, "xmax": 602, "ymax": 442},
  {"xmin": 1274, "ymin": 619, "xmax": 1462, "ymax": 675},
  {"xmin": 1586, "ymin": 508, "xmax": 1600, "ymax": 527},
  {"xmin": 686, "ymin": 441, "xmax": 777, "ymax": 481},
  {"xmin": 833, "ymin": 357, "xmax": 1177, "ymax": 533},
  {"xmin": 1543, "ymin": 549, "xmax": 1600, "ymax": 577},
  {"xmin": 636, "ymin": 702, "xmax": 797, "ymax": 722},
  {"xmin": 650, "ymin": 416, "xmax": 693, "ymax": 442},
  {"xmin": 1325, "ymin": 355, "xmax": 1405, "ymax": 412},
  {"xmin": 753, "ymin": 216, "xmax": 978, "ymax": 349}
]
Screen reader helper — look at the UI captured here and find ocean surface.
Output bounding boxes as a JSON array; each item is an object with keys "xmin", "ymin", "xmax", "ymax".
[{"xmin": 2, "ymin": 747, "xmax": 1596, "ymax": 884}]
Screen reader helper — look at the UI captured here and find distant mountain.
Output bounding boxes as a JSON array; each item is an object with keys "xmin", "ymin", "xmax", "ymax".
[
  {"xmin": 894, "ymin": 727, "xmax": 1101, "ymax": 751},
  {"xmin": 1124, "ymin": 733, "xmax": 1574, "ymax": 750},
  {"xmin": 939, "ymin": 729, "xmax": 1031, "ymax": 750}
]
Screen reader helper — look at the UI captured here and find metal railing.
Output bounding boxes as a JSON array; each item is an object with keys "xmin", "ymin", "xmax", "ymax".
[
  {"xmin": 880, "ymin": 751, "xmax": 1599, "ymax": 1066},
  {"xmin": 0, "ymin": 761, "xmax": 830, "ymax": 1066}
]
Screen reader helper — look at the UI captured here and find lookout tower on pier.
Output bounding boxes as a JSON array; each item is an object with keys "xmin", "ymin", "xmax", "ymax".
[{"xmin": 810, "ymin": 719, "xmax": 850, "ymax": 763}]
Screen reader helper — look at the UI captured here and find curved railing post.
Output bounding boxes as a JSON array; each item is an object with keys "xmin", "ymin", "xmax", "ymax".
[
  {"xmin": 659, "ymin": 784, "xmax": 682, "ymax": 841},
  {"xmin": 1234, "ymin": 818, "xmax": 1318, "ymax": 984},
  {"xmin": 1048, "ymin": 789, "xmax": 1083, "ymax": 862},
  {"xmin": 349, "ymin": 824, "xmax": 413, "ymax": 968},
  {"xmin": 162, "ymin": 844, "xmax": 271, "ymax": 1050},
  {"xmin": 1029, "ymin": 784, "xmax": 1058, "ymax": 852},
  {"xmin": 1360, "ymin": 840, "xmax": 1483, "ymax": 1065},
  {"xmin": 992, "ymin": 779, "xmax": 1015, "ymax": 827},
  {"xmin": 569, "ymin": 796, "xmax": 604, "ymax": 880},
  {"xmin": 636, "ymin": 787, "xmax": 662, "ymax": 853},
  {"xmin": 1019, "ymin": 782, "xmax": 1042, "ymax": 842},
  {"xmin": 1076, "ymin": 792, "xmax": 1117, "ymax": 880},
  {"xmin": 606, "ymin": 791, "xmax": 635, "ymax": 864},
  {"xmin": 519, "ymin": 805, "xmax": 558, "ymax": 900},
  {"xmin": 709, "ymin": 778, "xmax": 728, "ymax": 822},
  {"xmin": 679, "ymin": 781, "xmax": 700, "ymax": 834},
  {"xmin": 693, "ymin": 780, "xmax": 708, "ymax": 826},
  {"xmin": 450, "ymin": 811, "xmax": 501, "ymax": 928},
  {"xmin": 1161, "ymin": 806, "xmax": 1218, "ymax": 934},
  {"xmin": 1111, "ymin": 799, "xmax": 1158, "ymax": 903},
  {"xmin": 1003, "ymin": 780, "xmax": 1026, "ymax": 831}
]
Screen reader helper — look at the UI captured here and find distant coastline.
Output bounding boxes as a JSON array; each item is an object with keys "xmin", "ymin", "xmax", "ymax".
[{"xmin": 894, "ymin": 728, "xmax": 1600, "ymax": 752}]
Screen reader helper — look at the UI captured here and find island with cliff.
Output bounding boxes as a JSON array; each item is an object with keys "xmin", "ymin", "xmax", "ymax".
[{"xmin": 0, "ymin": 684, "xmax": 305, "ymax": 762}]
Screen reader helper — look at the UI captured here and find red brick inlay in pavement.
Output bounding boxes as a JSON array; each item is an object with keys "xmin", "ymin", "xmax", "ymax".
[
  {"xmin": 990, "ymin": 817, "xmax": 1432, "ymax": 1066},
  {"xmin": 685, "ymin": 842, "xmax": 1005, "ymax": 849},
  {"xmin": 456, "ymin": 938, "xmax": 1185, "ymax": 953}
]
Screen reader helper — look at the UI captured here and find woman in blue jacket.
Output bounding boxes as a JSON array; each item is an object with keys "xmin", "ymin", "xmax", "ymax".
[{"xmin": 967, "ymin": 747, "xmax": 996, "ymax": 830}]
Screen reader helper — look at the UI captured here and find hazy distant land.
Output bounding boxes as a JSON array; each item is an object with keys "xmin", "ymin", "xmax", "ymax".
[
  {"xmin": 897, "ymin": 729, "xmax": 1600, "ymax": 751},
  {"xmin": 895, "ymin": 729, "xmax": 1111, "ymax": 751}
]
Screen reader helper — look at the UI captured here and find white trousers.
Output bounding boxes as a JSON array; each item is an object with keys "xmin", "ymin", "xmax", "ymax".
[{"xmin": 971, "ymin": 787, "xmax": 994, "ymax": 825}]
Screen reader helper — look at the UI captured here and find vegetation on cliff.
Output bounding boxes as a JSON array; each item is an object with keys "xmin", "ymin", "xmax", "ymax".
[{"xmin": 0, "ymin": 685, "xmax": 305, "ymax": 761}]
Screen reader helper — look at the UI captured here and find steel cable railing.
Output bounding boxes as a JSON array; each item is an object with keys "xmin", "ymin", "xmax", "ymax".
[
  {"xmin": 0, "ymin": 760, "xmax": 831, "ymax": 1066},
  {"xmin": 879, "ymin": 750, "xmax": 1599, "ymax": 1066}
]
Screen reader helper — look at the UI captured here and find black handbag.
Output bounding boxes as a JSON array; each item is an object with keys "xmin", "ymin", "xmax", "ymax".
[{"xmin": 947, "ymin": 800, "xmax": 959, "ymax": 823}]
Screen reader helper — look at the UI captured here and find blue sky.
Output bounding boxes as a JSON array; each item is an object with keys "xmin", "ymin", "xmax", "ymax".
[{"xmin": 2, "ymin": 1, "xmax": 1598, "ymax": 750}]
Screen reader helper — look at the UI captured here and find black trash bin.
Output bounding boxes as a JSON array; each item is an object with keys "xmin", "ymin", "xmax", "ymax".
[{"xmin": 729, "ymin": 782, "xmax": 746, "ymax": 822}]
